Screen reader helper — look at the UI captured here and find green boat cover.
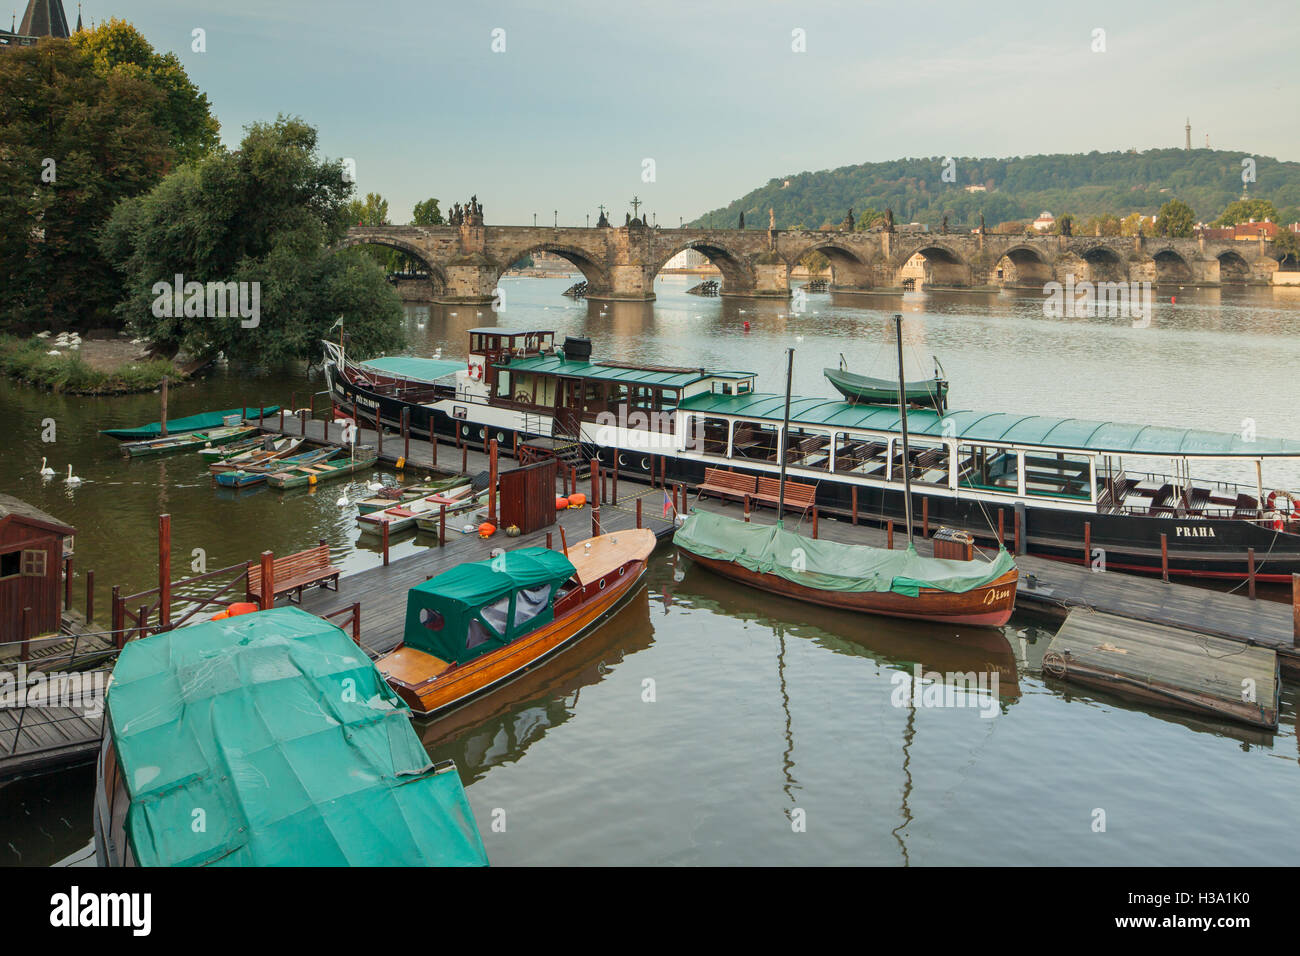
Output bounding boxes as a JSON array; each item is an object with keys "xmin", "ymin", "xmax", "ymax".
[
  {"xmin": 106, "ymin": 606, "xmax": 488, "ymax": 867},
  {"xmin": 102, "ymin": 406, "xmax": 279, "ymax": 440},
  {"xmin": 358, "ymin": 356, "xmax": 464, "ymax": 382},
  {"xmin": 674, "ymin": 510, "xmax": 1016, "ymax": 598},
  {"xmin": 404, "ymin": 547, "xmax": 576, "ymax": 664}
]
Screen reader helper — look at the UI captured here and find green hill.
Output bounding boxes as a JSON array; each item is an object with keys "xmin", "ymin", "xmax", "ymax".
[{"xmin": 689, "ymin": 149, "xmax": 1300, "ymax": 232}]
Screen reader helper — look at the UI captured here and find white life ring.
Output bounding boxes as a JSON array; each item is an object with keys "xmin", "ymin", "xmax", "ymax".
[{"xmin": 468, "ymin": 363, "xmax": 483, "ymax": 381}]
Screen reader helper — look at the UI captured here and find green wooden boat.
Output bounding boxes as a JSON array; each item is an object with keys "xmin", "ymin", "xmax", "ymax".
[
  {"xmin": 267, "ymin": 452, "xmax": 379, "ymax": 489},
  {"xmin": 197, "ymin": 434, "xmax": 266, "ymax": 460},
  {"xmin": 102, "ymin": 406, "xmax": 279, "ymax": 440},
  {"xmin": 213, "ymin": 446, "xmax": 339, "ymax": 487},
  {"xmin": 121, "ymin": 425, "xmax": 258, "ymax": 459},
  {"xmin": 823, "ymin": 355, "xmax": 948, "ymax": 411}
]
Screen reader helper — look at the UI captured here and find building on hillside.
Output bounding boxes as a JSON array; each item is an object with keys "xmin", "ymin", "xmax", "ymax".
[
  {"xmin": 1031, "ymin": 211, "xmax": 1055, "ymax": 232},
  {"xmin": 0, "ymin": 494, "xmax": 75, "ymax": 639},
  {"xmin": 1, "ymin": 1, "xmax": 80, "ymax": 53},
  {"xmin": 963, "ymin": 184, "xmax": 987, "ymax": 193}
]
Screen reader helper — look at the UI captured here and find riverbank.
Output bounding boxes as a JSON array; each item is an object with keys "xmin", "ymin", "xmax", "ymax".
[{"xmin": 0, "ymin": 335, "xmax": 185, "ymax": 395}]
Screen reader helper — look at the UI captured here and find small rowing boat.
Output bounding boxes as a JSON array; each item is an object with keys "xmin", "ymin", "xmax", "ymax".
[
  {"xmin": 355, "ymin": 474, "xmax": 475, "ymax": 514},
  {"xmin": 823, "ymin": 353, "xmax": 948, "ymax": 410},
  {"xmin": 358, "ymin": 482, "xmax": 474, "ymax": 536},
  {"xmin": 413, "ymin": 489, "xmax": 490, "ymax": 535},
  {"xmin": 213, "ymin": 445, "xmax": 339, "ymax": 488},
  {"xmin": 207, "ymin": 437, "xmax": 305, "ymax": 473},
  {"xmin": 121, "ymin": 425, "xmax": 257, "ymax": 459},
  {"xmin": 198, "ymin": 434, "xmax": 266, "ymax": 460},
  {"xmin": 266, "ymin": 452, "xmax": 379, "ymax": 489},
  {"xmin": 375, "ymin": 530, "xmax": 657, "ymax": 717},
  {"xmin": 102, "ymin": 406, "xmax": 279, "ymax": 440}
]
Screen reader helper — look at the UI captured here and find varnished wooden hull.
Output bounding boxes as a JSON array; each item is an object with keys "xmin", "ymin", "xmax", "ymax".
[
  {"xmin": 683, "ymin": 552, "xmax": 1018, "ymax": 628},
  {"xmin": 379, "ymin": 530, "xmax": 657, "ymax": 718}
]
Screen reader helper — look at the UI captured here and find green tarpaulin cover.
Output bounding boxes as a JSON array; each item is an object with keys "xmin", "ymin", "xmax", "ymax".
[
  {"xmin": 107, "ymin": 606, "xmax": 488, "ymax": 867},
  {"xmin": 674, "ymin": 510, "xmax": 1016, "ymax": 597},
  {"xmin": 102, "ymin": 406, "xmax": 279, "ymax": 440},
  {"xmin": 404, "ymin": 547, "xmax": 576, "ymax": 664},
  {"xmin": 359, "ymin": 356, "xmax": 464, "ymax": 382}
]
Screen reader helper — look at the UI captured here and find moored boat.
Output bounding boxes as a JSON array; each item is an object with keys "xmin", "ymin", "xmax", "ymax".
[
  {"xmin": 824, "ymin": 354, "xmax": 948, "ymax": 411},
  {"xmin": 374, "ymin": 529, "xmax": 657, "ymax": 717},
  {"xmin": 93, "ymin": 605, "xmax": 489, "ymax": 867},
  {"xmin": 212, "ymin": 445, "xmax": 339, "ymax": 487},
  {"xmin": 358, "ymin": 482, "xmax": 474, "ymax": 536},
  {"xmin": 266, "ymin": 451, "xmax": 379, "ymax": 489},
  {"xmin": 102, "ymin": 406, "xmax": 279, "ymax": 440},
  {"xmin": 121, "ymin": 425, "xmax": 257, "ymax": 459}
]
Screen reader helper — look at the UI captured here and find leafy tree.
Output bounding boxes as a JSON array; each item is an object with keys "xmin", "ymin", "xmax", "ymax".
[
  {"xmin": 71, "ymin": 19, "xmax": 219, "ymax": 164},
  {"xmin": 347, "ymin": 192, "xmax": 389, "ymax": 226},
  {"xmin": 411, "ymin": 197, "xmax": 443, "ymax": 225},
  {"xmin": 0, "ymin": 39, "xmax": 173, "ymax": 331},
  {"xmin": 799, "ymin": 250, "xmax": 830, "ymax": 275},
  {"xmin": 1120, "ymin": 212, "xmax": 1147, "ymax": 236},
  {"xmin": 1082, "ymin": 213, "xmax": 1122, "ymax": 236},
  {"xmin": 1212, "ymin": 198, "xmax": 1279, "ymax": 226},
  {"xmin": 100, "ymin": 116, "xmax": 403, "ymax": 365},
  {"xmin": 1271, "ymin": 229, "xmax": 1300, "ymax": 268},
  {"xmin": 1155, "ymin": 199, "xmax": 1196, "ymax": 237}
]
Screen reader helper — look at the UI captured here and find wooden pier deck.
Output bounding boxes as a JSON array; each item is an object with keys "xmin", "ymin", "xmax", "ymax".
[{"xmin": 252, "ymin": 412, "xmax": 1300, "ymax": 676}]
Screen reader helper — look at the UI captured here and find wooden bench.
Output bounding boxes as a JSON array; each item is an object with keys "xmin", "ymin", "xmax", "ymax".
[
  {"xmin": 753, "ymin": 476, "xmax": 817, "ymax": 517},
  {"xmin": 695, "ymin": 467, "xmax": 758, "ymax": 504},
  {"xmin": 246, "ymin": 544, "xmax": 341, "ymax": 605}
]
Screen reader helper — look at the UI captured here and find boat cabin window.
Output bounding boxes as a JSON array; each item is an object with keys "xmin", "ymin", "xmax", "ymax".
[
  {"xmin": 480, "ymin": 594, "xmax": 512, "ymax": 635},
  {"xmin": 957, "ymin": 444, "xmax": 1019, "ymax": 493},
  {"xmin": 696, "ymin": 417, "xmax": 731, "ymax": 456},
  {"xmin": 783, "ymin": 427, "xmax": 831, "ymax": 471},
  {"xmin": 731, "ymin": 420, "xmax": 780, "ymax": 463},
  {"xmin": 466, "ymin": 619, "xmax": 493, "ymax": 651},
  {"xmin": 833, "ymin": 433, "xmax": 890, "ymax": 477},
  {"xmin": 892, "ymin": 439, "xmax": 951, "ymax": 487},
  {"xmin": 512, "ymin": 584, "xmax": 551, "ymax": 629},
  {"xmin": 1023, "ymin": 451, "xmax": 1092, "ymax": 500}
]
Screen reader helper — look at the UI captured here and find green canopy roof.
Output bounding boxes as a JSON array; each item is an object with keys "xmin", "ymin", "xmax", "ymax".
[
  {"xmin": 358, "ymin": 356, "xmax": 464, "ymax": 382},
  {"xmin": 106, "ymin": 606, "xmax": 488, "ymax": 867},
  {"xmin": 675, "ymin": 510, "xmax": 1017, "ymax": 598},
  {"xmin": 405, "ymin": 547, "xmax": 576, "ymax": 664},
  {"xmin": 497, "ymin": 355, "xmax": 742, "ymax": 390},
  {"xmin": 679, "ymin": 392, "xmax": 1300, "ymax": 458}
]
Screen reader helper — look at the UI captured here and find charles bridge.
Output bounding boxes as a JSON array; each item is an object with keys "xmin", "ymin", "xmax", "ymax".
[{"xmin": 340, "ymin": 217, "xmax": 1281, "ymax": 304}]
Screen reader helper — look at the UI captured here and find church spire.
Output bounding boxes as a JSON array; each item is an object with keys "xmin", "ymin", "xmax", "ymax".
[
  {"xmin": 75, "ymin": 2, "xmax": 81, "ymax": 32},
  {"xmin": 18, "ymin": 0, "xmax": 71, "ymax": 38}
]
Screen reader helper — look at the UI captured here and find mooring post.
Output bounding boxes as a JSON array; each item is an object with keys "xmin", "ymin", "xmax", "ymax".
[
  {"xmin": 851, "ymin": 486, "xmax": 858, "ymax": 525},
  {"xmin": 158, "ymin": 514, "xmax": 172, "ymax": 630},
  {"xmin": 260, "ymin": 551, "xmax": 275, "ymax": 611},
  {"xmin": 887, "ymin": 520, "xmax": 894, "ymax": 549},
  {"xmin": 430, "ymin": 419, "xmax": 438, "ymax": 467},
  {"xmin": 438, "ymin": 505, "xmax": 446, "ymax": 546},
  {"xmin": 1248, "ymin": 548, "xmax": 1256, "ymax": 600},
  {"xmin": 20, "ymin": 607, "xmax": 31, "ymax": 661},
  {"xmin": 636, "ymin": 497, "xmax": 643, "ymax": 529},
  {"xmin": 351, "ymin": 602, "xmax": 361, "ymax": 646},
  {"xmin": 547, "ymin": 532, "xmax": 553, "ymax": 550},
  {"xmin": 812, "ymin": 506, "xmax": 819, "ymax": 539},
  {"xmin": 590, "ymin": 458, "xmax": 600, "ymax": 536},
  {"xmin": 278, "ymin": 406, "xmax": 284, "ymax": 431},
  {"xmin": 402, "ymin": 407, "xmax": 410, "ymax": 462},
  {"xmin": 160, "ymin": 376, "xmax": 169, "ymax": 437},
  {"xmin": 382, "ymin": 521, "xmax": 391, "ymax": 566},
  {"xmin": 744, "ymin": 493, "xmax": 751, "ymax": 522},
  {"xmin": 1292, "ymin": 574, "xmax": 1299, "ymax": 647},
  {"xmin": 462, "ymin": 442, "xmax": 468, "ymax": 475},
  {"xmin": 571, "ymin": 466, "xmax": 577, "ymax": 498},
  {"xmin": 488, "ymin": 439, "xmax": 498, "ymax": 524},
  {"xmin": 112, "ymin": 586, "xmax": 122, "ymax": 648},
  {"xmin": 376, "ymin": 415, "xmax": 383, "ymax": 455},
  {"xmin": 560, "ymin": 525, "xmax": 569, "ymax": 556},
  {"xmin": 300, "ymin": 409, "xmax": 307, "ymax": 437},
  {"xmin": 85, "ymin": 570, "xmax": 94, "ymax": 626},
  {"xmin": 63, "ymin": 554, "xmax": 72, "ymax": 611},
  {"xmin": 612, "ymin": 456, "xmax": 619, "ymax": 505},
  {"xmin": 1160, "ymin": 534, "xmax": 1169, "ymax": 582},
  {"xmin": 602, "ymin": 465, "xmax": 608, "ymax": 505},
  {"xmin": 998, "ymin": 509, "xmax": 1005, "ymax": 547},
  {"xmin": 1084, "ymin": 522, "xmax": 1091, "ymax": 568}
]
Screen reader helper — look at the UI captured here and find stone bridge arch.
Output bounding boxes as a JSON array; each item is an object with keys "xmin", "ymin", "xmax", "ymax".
[
  {"xmin": 651, "ymin": 238, "xmax": 758, "ymax": 296},
  {"xmin": 334, "ymin": 234, "xmax": 449, "ymax": 297},
  {"xmin": 1072, "ymin": 243, "xmax": 1128, "ymax": 283},
  {"xmin": 1147, "ymin": 246, "xmax": 1194, "ymax": 285},
  {"xmin": 992, "ymin": 243, "xmax": 1053, "ymax": 287},
  {"xmin": 494, "ymin": 242, "xmax": 613, "ymax": 296},
  {"xmin": 892, "ymin": 240, "xmax": 973, "ymax": 288},
  {"xmin": 787, "ymin": 239, "xmax": 874, "ymax": 291},
  {"xmin": 1216, "ymin": 248, "xmax": 1252, "ymax": 283}
]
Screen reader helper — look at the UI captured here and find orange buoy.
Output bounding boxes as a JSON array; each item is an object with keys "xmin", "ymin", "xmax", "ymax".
[
  {"xmin": 568, "ymin": 492, "xmax": 587, "ymax": 508},
  {"xmin": 478, "ymin": 522, "xmax": 497, "ymax": 538},
  {"xmin": 743, "ymin": 321, "xmax": 750, "ymax": 331},
  {"xmin": 556, "ymin": 495, "xmax": 570, "ymax": 510},
  {"xmin": 211, "ymin": 602, "xmax": 259, "ymax": 621},
  {"xmin": 1171, "ymin": 295, "xmax": 1176, "ymax": 304}
]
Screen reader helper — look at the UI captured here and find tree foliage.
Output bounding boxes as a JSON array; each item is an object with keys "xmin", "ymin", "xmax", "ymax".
[
  {"xmin": 1212, "ymin": 198, "xmax": 1279, "ymax": 226},
  {"xmin": 100, "ymin": 116, "xmax": 403, "ymax": 365},
  {"xmin": 1155, "ymin": 199, "xmax": 1196, "ymax": 237},
  {"xmin": 411, "ymin": 197, "xmax": 443, "ymax": 225}
]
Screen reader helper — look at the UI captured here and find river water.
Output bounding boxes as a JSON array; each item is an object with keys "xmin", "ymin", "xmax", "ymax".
[{"xmin": 2, "ymin": 277, "xmax": 1298, "ymax": 866}]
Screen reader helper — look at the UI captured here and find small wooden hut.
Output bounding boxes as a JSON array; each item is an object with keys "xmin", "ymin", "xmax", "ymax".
[{"xmin": 0, "ymin": 494, "xmax": 74, "ymax": 640}]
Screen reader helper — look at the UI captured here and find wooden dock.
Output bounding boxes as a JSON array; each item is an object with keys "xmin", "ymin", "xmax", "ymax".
[{"xmin": 1042, "ymin": 609, "xmax": 1279, "ymax": 729}]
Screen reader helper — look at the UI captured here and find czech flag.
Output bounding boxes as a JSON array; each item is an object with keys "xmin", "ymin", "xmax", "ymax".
[{"xmin": 663, "ymin": 490, "xmax": 673, "ymax": 517}]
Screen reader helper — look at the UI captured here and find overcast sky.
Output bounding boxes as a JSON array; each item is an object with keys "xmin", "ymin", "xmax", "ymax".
[{"xmin": 83, "ymin": 0, "xmax": 1300, "ymax": 224}]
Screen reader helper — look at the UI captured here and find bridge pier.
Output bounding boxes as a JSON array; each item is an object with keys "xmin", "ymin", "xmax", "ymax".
[{"xmin": 587, "ymin": 264, "xmax": 656, "ymax": 302}]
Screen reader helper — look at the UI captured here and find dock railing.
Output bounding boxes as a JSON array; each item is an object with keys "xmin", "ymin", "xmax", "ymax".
[{"xmin": 111, "ymin": 559, "xmax": 252, "ymax": 647}]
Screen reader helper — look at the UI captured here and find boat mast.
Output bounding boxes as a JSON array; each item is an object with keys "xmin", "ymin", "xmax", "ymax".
[
  {"xmin": 894, "ymin": 314, "xmax": 915, "ymax": 548},
  {"xmin": 777, "ymin": 347, "xmax": 794, "ymax": 529}
]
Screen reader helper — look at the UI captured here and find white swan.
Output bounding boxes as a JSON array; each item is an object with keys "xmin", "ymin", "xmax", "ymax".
[
  {"xmin": 64, "ymin": 464, "xmax": 82, "ymax": 486},
  {"xmin": 336, "ymin": 494, "xmax": 348, "ymax": 507},
  {"xmin": 366, "ymin": 480, "xmax": 383, "ymax": 492},
  {"xmin": 39, "ymin": 457, "xmax": 54, "ymax": 476}
]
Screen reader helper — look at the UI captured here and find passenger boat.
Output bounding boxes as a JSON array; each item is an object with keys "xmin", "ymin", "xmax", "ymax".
[
  {"xmin": 120, "ymin": 424, "xmax": 257, "ymax": 459},
  {"xmin": 322, "ymin": 326, "xmax": 1300, "ymax": 582},
  {"xmin": 677, "ymin": 338, "xmax": 1016, "ymax": 627},
  {"xmin": 93, "ymin": 605, "xmax": 489, "ymax": 867},
  {"xmin": 358, "ymin": 483, "xmax": 474, "ymax": 536},
  {"xmin": 824, "ymin": 354, "xmax": 948, "ymax": 411},
  {"xmin": 212, "ymin": 445, "xmax": 339, "ymax": 488},
  {"xmin": 102, "ymin": 406, "xmax": 279, "ymax": 440},
  {"xmin": 374, "ymin": 529, "xmax": 657, "ymax": 717},
  {"xmin": 206, "ymin": 436, "xmax": 303, "ymax": 472},
  {"xmin": 266, "ymin": 451, "xmax": 379, "ymax": 489}
]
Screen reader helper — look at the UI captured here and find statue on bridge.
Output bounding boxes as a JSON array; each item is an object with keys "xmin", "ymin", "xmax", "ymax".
[
  {"xmin": 596, "ymin": 206, "xmax": 610, "ymax": 228},
  {"xmin": 885, "ymin": 208, "xmax": 895, "ymax": 233},
  {"xmin": 1060, "ymin": 215, "xmax": 1072, "ymax": 237},
  {"xmin": 843, "ymin": 208, "xmax": 854, "ymax": 231},
  {"xmin": 770, "ymin": 208, "xmax": 776, "ymax": 231},
  {"xmin": 738, "ymin": 211, "xmax": 745, "ymax": 229},
  {"xmin": 941, "ymin": 215, "xmax": 948, "ymax": 235},
  {"xmin": 979, "ymin": 213, "xmax": 986, "ymax": 235}
]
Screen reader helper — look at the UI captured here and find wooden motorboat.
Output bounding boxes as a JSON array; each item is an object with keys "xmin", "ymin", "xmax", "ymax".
[
  {"xmin": 824, "ymin": 354, "xmax": 948, "ymax": 410},
  {"xmin": 375, "ymin": 529, "xmax": 657, "ymax": 717}
]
